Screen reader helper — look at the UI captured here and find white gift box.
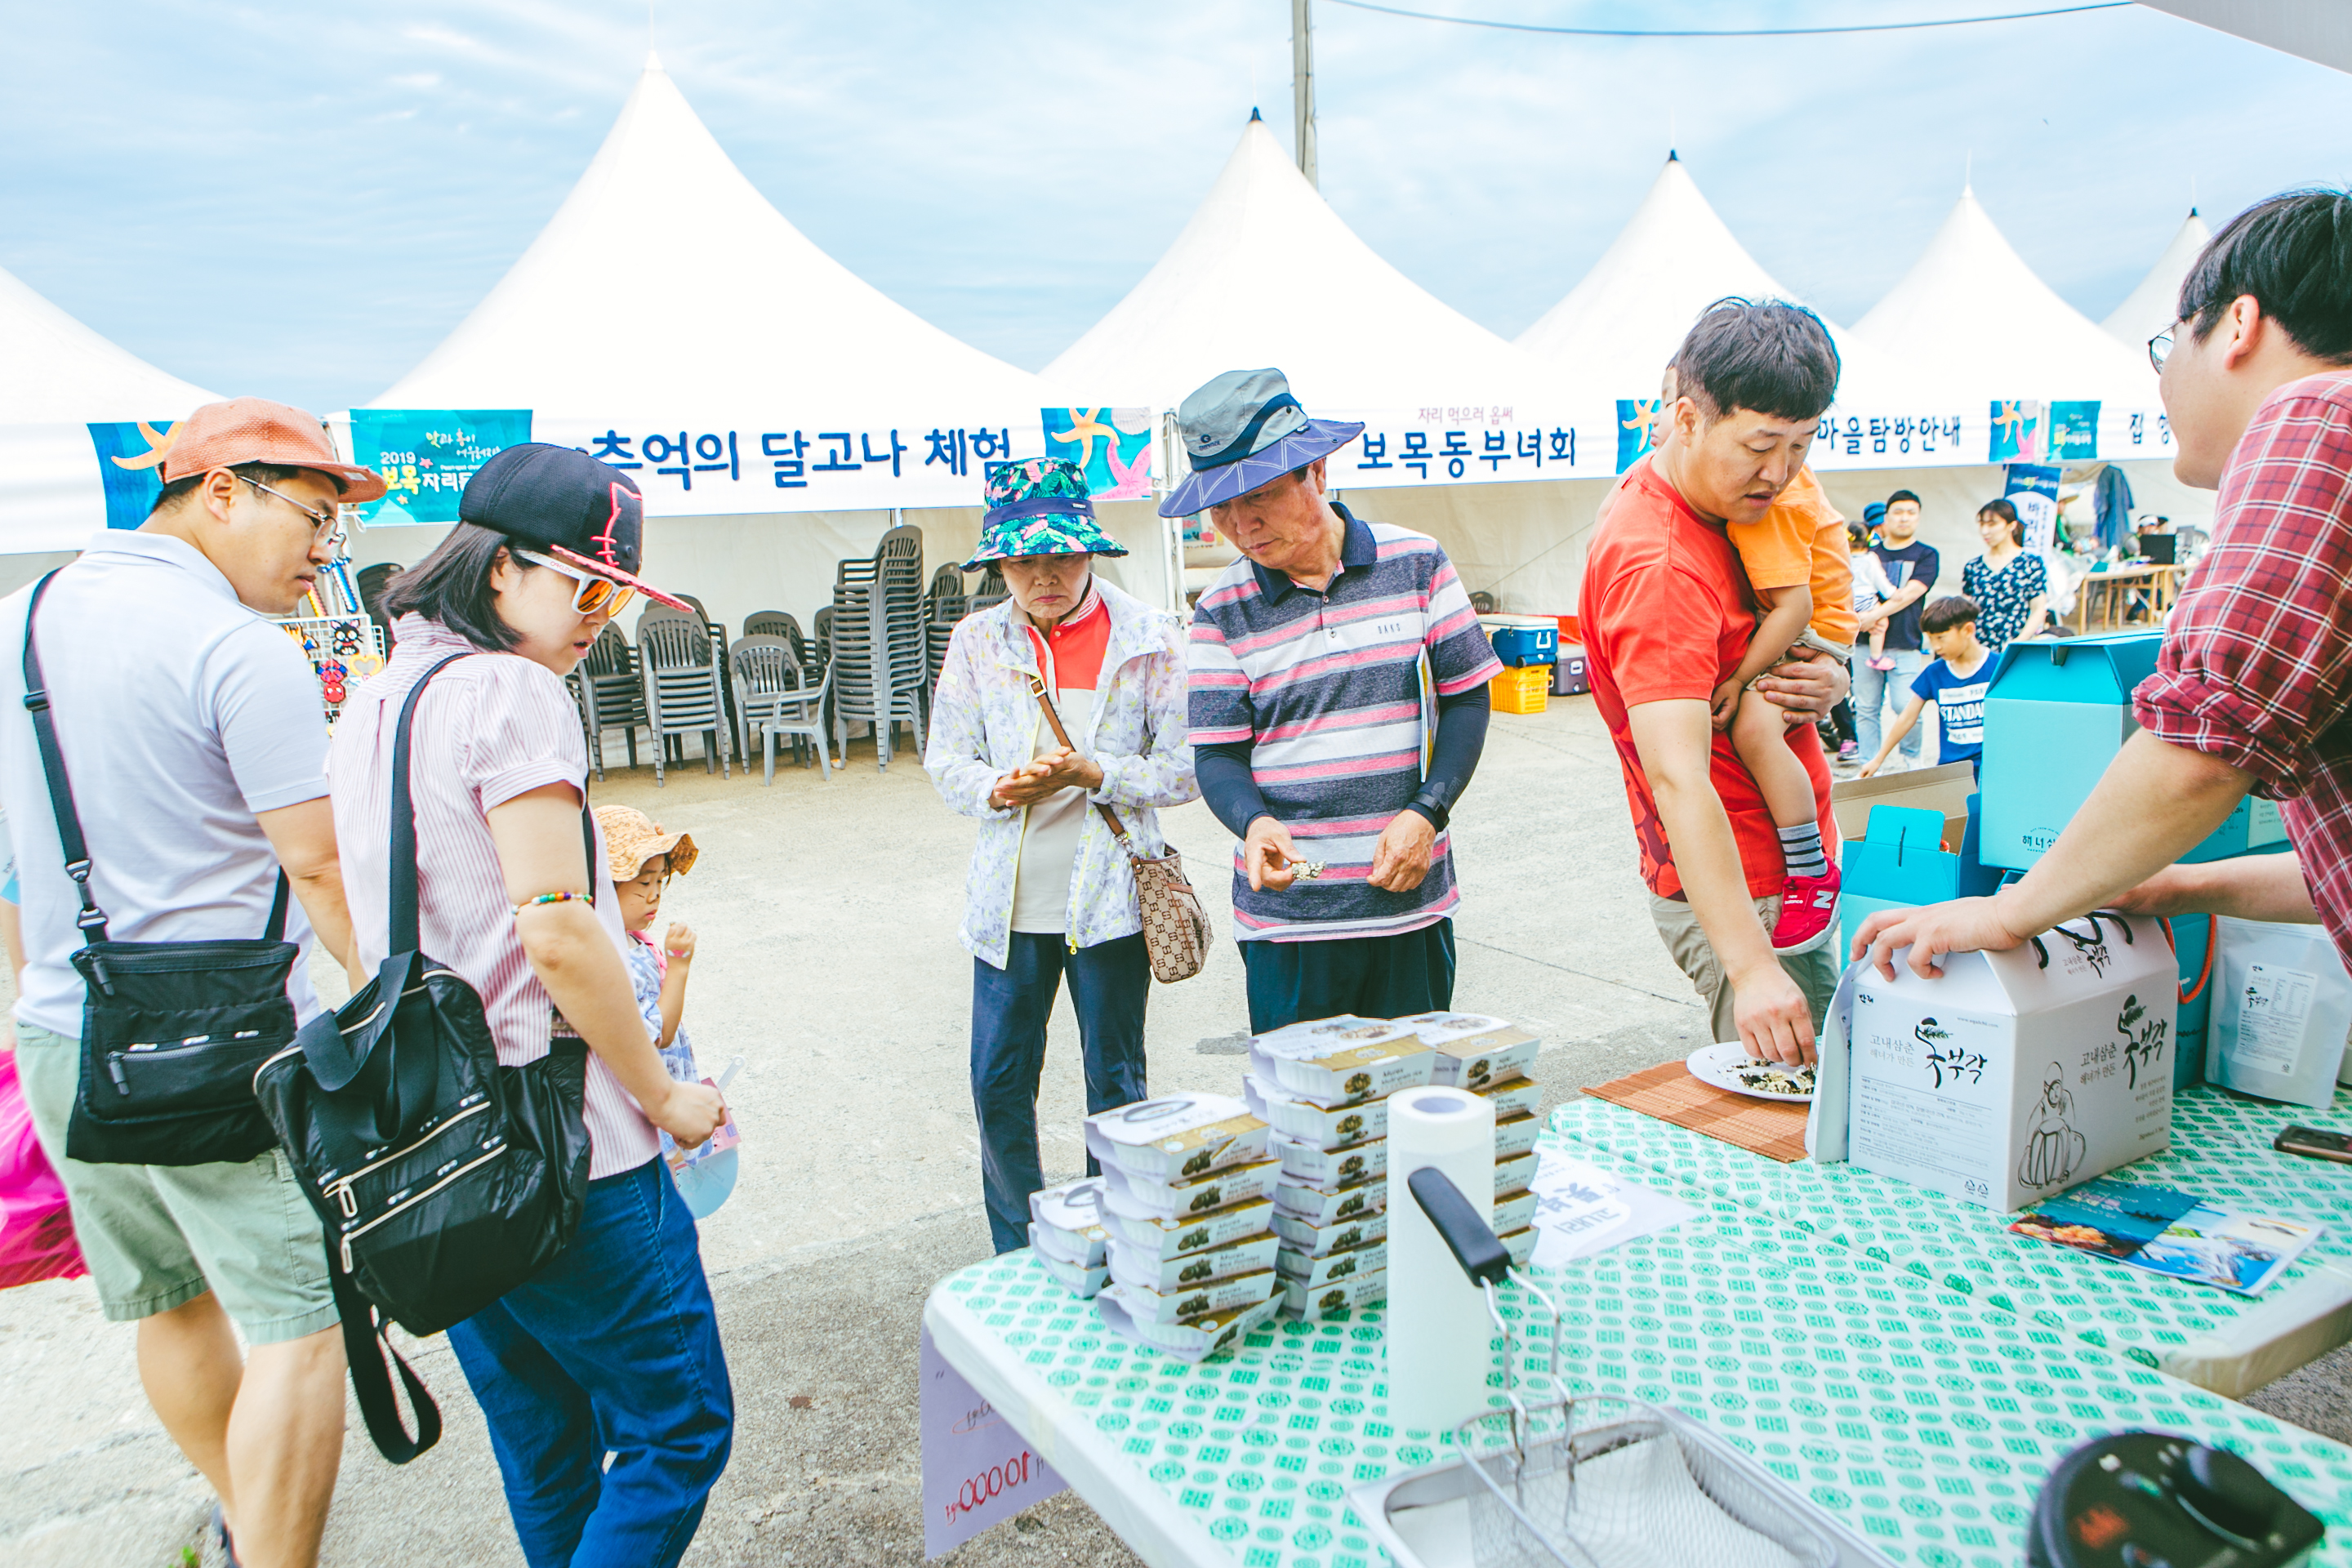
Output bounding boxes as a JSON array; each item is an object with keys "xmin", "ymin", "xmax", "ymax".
[
  {"xmin": 1392, "ymin": 1011, "xmax": 1543, "ymax": 1089},
  {"xmin": 1247, "ymin": 1017, "xmax": 1435, "ymax": 1107},
  {"xmin": 1084, "ymin": 1094, "xmax": 1269, "ymax": 1183}
]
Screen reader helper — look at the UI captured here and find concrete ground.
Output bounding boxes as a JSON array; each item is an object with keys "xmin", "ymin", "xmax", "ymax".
[{"xmin": 2, "ymin": 693, "xmax": 2346, "ymax": 1565}]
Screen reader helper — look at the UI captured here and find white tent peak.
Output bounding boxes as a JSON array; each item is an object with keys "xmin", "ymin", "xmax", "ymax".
[
  {"xmin": 1854, "ymin": 185, "xmax": 2158, "ymax": 408},
  {"xmin": 371, "ymin": 56, "xmax": 1054, "ymax": 418},
  {"xmin": 644, "ymin": 47, "xmax": 665, "ymax": 71},
  {"xmin": 0, "ymin": 263, "xmax": 217, "ymax": 425},
  {"xmin": 1042, "ymin": 114, "xmax": 1558, "ymax": 412},
  {"xmin": 2100, "ymin": 207, "xmax": 2212, "ymax": 345}
]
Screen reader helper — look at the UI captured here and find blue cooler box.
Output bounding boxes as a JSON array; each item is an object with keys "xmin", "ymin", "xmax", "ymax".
[{"xmin": 1486, "ymin": 622, "xmax": 1557, "ymax": 666}]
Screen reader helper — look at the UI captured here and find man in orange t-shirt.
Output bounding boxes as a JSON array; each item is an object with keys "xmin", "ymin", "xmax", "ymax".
[{"xmin": 1583, "ymin": 301, "xmax": 1849, "ymax": 1062}]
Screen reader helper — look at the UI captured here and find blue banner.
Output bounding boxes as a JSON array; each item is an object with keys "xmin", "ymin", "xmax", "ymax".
[
  {"xmin": 1988, "ymin": 399, "xmax": 2043, "ymax": 464},
  {"xmin": 350, "ymin": 409, "xmax": 532, "ymax": 525},
  {"xmin": 87, "ymin": 421, "xmax": 180, "ymax": 528},
  {"xmin": 2003, "ymin": 461, "xmax": 2063, "ymax": 553},
  {"xmin": 1040, "ymin": 408, "xmax": 1152, "ymax": 500},
  {"xmin": 2048, "ymin": 400, "xmax": 2100, "ymax": 461},
  {"xmin": 1615, "ymin": 397, "xmax": 1660, "ymax": 473}
]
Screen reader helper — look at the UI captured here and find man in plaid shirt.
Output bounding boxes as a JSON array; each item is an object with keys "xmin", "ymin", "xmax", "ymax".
[{"xmin": 1857, "ymin": 189, "xmax": 2352, "ymax": 977}]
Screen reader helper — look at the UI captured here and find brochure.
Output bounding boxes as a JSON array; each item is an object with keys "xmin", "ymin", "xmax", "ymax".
[
  {"xmin": 2008, "ymin": 1176, "xmax": 2321, "ymax": 1295},
  {"xmin": 1528, "ymin": 1150, "xmax": 1698, "ymax": 1268}
]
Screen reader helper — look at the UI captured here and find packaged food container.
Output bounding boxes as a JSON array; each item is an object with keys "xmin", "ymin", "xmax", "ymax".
[
  {"xmin": 1248, "ymin": 1018, "xmax": 1435, "ymax": 1107},
  {"xmin": 1268, "ymin": 1130, "xmax": 1387, "ymax": 1187},
  {"xmin": 1281, "ymin": 1269, "xmax": 1387, "ymax": 1321},
  {"xmin": 1494, "ymin": 1111, "xmax": 1542, "ymax": 1160},
  {"xmin": 1471, "ymin": 1076, "xmax": 1543, "ymax": 1122},
  {"xmin": 1501, "ymin": 1226, "xmax": 1537, "ymax": 1269},
  {"xmin": 1028, "ymin": 1175, "xmax": 1111, "ymax": 1267},
  {"xmin": 1495, "ymin": 1148, "xmax": 1538, "ymax": 1198},
  {"xmin": 1104, "ymin": 1266, "xmax": 1279, "ymax": 1325},
  {"xmin": 1246, "ymin": 1076, "xmax": 1390, "ymax": 1151},
  {"xmin": 1494, "ymin": 1188, "xmax": 1539, "ymax": 1236},
  {"xmin": 1272, "ymin": 1206, "xmax": 1388, "ymax": 1258},
  {"xmin": 1274, "ymin": 1174, "xmax": 1387, "ymax": 1227},
  {"xmin": 1102, "ymin": 1157, "xmax": 1280, "ymax": 1221},
  {"xmin": 1084, "ymin": 1093, "xmax": 1269, "ymax": 1183},
  {"xmin": 1033, "ymin": 1244, "xmax": 1108, "ymax": 1298},
  {"xmin": 1095, "ymin": 1286, "xmax": 1282, "ymax": 1362},
  {"xmin": 1100, "ymin": 1198, "xmax": 1276, "ymax": 1263},
  {"xmin": 1392, "ymin": 1012, "xmax": 1543, "ymax": 1089},
  {"xmin": 1276, "ymin": 1238, "xmax": 1384, "ymax": 1290},
  {"xmin": 1107, "ymin": 1232, "xmax": 1281, "ymax": 1294}
]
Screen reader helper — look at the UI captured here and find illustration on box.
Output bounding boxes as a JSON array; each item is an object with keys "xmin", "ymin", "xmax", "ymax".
[{"xmin": 2010, "ymin": 1176, "xmax": 2322, "ymax": 1295}]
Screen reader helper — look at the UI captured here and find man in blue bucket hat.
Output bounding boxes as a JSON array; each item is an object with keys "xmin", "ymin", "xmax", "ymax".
[{"xmin": 1169, "ymin": 368, "xmax": 1505, "ymax": 1031}]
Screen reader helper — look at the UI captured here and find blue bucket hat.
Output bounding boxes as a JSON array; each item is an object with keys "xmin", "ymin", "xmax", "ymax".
[
  {"xmin": 962, "ymin": 457, "xmax": 1130, "ymax": 572},
  {"xmin": 1157, "ymin": 368, "xmax": 1363, "ymax": 518}
]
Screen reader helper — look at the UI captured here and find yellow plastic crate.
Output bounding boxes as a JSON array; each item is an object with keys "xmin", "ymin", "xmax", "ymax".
[{"xmin": 1490, "ymin": 665, "xmax": 1550, "ymax": 715}]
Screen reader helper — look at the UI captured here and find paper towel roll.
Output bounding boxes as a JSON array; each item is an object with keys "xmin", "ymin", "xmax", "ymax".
[{"xmin": 1385, "ymin": 1085, "xmax": 1495, "ymax": 1433}]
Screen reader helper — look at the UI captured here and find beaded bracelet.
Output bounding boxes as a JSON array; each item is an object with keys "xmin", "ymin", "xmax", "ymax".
[{"xmin": 515, "ymin": 891, "xmax": 594, "ymax": 913}]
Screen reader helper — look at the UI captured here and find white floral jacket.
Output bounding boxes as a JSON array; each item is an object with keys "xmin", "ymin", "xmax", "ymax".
[{"xmin": 926, "ymin": 579, "xmax": 1198, "ymax": 969}]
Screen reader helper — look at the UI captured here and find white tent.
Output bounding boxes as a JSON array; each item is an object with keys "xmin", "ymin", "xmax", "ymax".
[
  {"xmin": 353, "ymin": 55, "xmax": 1134, "ymax": 631},
  {"xmin": 0, "ymin": 265, "xmax": 220, "ymax": 572},
  {"xmin": 2100, "ymin": 207, "xmax": 2211, "ymax": 346}
]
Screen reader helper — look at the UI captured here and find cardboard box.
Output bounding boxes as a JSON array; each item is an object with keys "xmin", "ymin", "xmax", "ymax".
[
  {"xmin": 1107, "ymin": 1267, "xmax": 1279, "ymax": 1325},
  {"xmin": 1274, "ymin": 1174, "xmax": 1386, "ymax": 1227},
  {"xmin": 1109, "ymin": 1232, "xmax": 1281, "ymax": 1294},
  {"xmin": 1838, "ymin": 801, "xmax": 2002, "ymax": 961},
  {"xmin": 1246, "ymin": 1076, "xmax": 1391, "ymax": 1150},
  {"xmin": 1831, "ymin": 760, "xmax": 1977, "ymax": 853},
  {"xmin": 1101, "ymin": 1199, "xmax": 1276, "ymax": 1263},
  {"xmin": 1095, "ymin": 1285, "xmax": 1281, "ymax": 1360},
  {"xmin": 1268, "ymin": 1132, "xmax": 1386, "ymax": 1187},
  {"xmin": 1271, "ymin": 1206, "xmax": 1388, "ymax": 1258},
  {"xmin": 1281, "ymin": 1270, "xmax": 1387, "ymax": 1321},
  {"xmin": 1471, "ymin": 1076, "xmax": 1544, "ymax": 1123},
  {"xmin": 1812, "ymin": 915, "xmax": 2176, "ymax": 1212},
  {"xmin": 1276, "ymin": 1237, "xmax": 1383, "ymax": 1290},
  {"xmin": 1034, "ymin": 1245, "xmax": 1107, "ymax": 1298},
  {"xmin": 1392, "ymin": 1012, "xmax": 1542, "ymax": 1088},
  {"xmin": 1248, "ymin": 1018, "xmax": 1435, "ymax": 1107},
  {"xmin": 1028, "ymin": 1176, "xmax": 1111, "ymax": 1267},
  {"xmin": 1083, "ymin": 1094, "xmax": 1269, "ymax": 1182},
  {"xmin": 1102, "ymin": 1158, "xmax": 1280, "ymax": 1221}
]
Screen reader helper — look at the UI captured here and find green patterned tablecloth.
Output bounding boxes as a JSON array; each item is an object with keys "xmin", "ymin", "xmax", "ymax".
[
  {"xmin": 1548, "ymin": 1084, "xmax": 2352, "ymax": 1397},
  {"xmin": 925, "ymin": 1120, "xmax": 2352, "ymax": 1568}
]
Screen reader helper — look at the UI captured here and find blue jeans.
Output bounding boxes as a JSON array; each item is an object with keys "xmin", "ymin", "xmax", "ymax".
[
  {"xmin": 1851, "ymin": 648, "xmax": 1926, "ymax": 763},
  {"xmin": 447, "ymin": 1159, "xmax": 733, "ymax": 1568},
  {"xmin": 973, "ymin": 931, "xmax": 1152, "ymax": 1253},
  {"xmin": 1241, "ymin": 920, "xmax": 1457, "ymax": 1035}
]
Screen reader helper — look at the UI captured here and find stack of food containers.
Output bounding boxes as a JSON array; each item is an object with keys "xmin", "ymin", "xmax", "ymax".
[
  {"xmin": 1393, "ymin": 1012, "xmax": 1547, "ymax": 1263},
  {"xmin": 1082, "ymin": 1094, "xmax": 1285, "ymax": 1356},
  {"xmin": 1028, "ymin": 1174, "xmax": 1113, "ymax": 1297}
]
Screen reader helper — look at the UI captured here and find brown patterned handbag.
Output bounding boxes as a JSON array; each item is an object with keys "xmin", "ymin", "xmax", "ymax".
[{"xmin": 1028, "ymin": 676, "xmax": 1211, "ymax": 982}]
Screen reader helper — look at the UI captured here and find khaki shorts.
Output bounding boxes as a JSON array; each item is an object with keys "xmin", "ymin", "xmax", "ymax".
[
  {"xmin": 1646, "ymin": 893, "xmax": 1839, "ymax": 1047},
  {"xmin": 16, "ymin": 1023, "xmax": 336, "ymax": 1342},
  {"xmin": 1745, "ymin": 627, "xmax": 1855, "ymax": 692}
]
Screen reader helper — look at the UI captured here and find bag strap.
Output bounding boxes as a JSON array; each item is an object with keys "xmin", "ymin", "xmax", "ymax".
[
  {"xmin": 389, "ymin": 653, "xmax": 601, "ymax": 956},
  {"xmin": 327, "ymin": 1241, "xmax": 442, "ymax": 1463},
  {"xmin": 22, "ymin": 572, "xmax": 110, "ymax": 944},
  {"xmin": 1026, "ymin": 673, "xmax": 1143, "ymax": 858}
]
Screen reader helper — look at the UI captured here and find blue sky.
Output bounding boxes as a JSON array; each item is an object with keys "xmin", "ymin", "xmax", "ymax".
[{"xmin": 7, "ymin": 2, "xmax": 2350, "ymax": 413}]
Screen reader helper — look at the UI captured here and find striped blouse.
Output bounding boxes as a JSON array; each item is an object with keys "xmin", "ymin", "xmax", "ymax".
[{"xmin": 327, "ymin": 615, "xmax": 660, "ymax": 1179}]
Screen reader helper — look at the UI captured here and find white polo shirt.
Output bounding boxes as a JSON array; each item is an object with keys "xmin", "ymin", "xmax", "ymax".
[{"xmin": 0, "ymin": 532, "xmax": 328, "ymax": 1040}]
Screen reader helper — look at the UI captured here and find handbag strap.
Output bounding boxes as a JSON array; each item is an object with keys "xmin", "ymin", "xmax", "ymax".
[
  {"xmin": 1026, "ymin": 673, "xmax": 1143, "ymax": 858},
  {"xmin": 327, "ymin": 1241, "xmax": 443, "ymax": 1463},
  {"xmin": 389, "ymin": 653, "xmax": 600, "ymax": 956},
  {"xmin": 24, "ymin": 570, "xmax": 290, "ymax": 948}
]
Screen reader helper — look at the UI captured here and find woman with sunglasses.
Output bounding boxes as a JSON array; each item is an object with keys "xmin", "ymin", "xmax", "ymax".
[{"xmin": 329, "ymin": 445, "xmax": 732, "ymax": 1568}]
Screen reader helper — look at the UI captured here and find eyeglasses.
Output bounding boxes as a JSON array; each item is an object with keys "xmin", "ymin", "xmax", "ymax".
[
  {"xmin": 514, "ymin": 548, "xmax": 635, "ymax": 617},
  {"xmin": 2148, "ymin": 327, "xmax": 2175, "ymax": 373},
  {"xmin": 242, "ymin": 474, "xmax": 346, "ymax": 553}
]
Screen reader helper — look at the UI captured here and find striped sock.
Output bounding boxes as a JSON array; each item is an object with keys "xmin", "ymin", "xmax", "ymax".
[{"xmin": 1778, "ymin": 823, "xmax": 1828, "ymax": 880}]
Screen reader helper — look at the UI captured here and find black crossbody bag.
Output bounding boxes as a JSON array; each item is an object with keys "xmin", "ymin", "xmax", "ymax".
[
  {"xmin": 255, "ymin": 652, "xmax": 595, "ymax": 1463},
  {"xmin": 20, "ymin": 572, "xmax": 298, "ymax": 1167}
]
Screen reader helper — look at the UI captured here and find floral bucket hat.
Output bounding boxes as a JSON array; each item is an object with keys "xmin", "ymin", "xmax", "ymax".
[{"xmin": 962, "ymin": 457, "xmax": 1129, "ymax": 572}]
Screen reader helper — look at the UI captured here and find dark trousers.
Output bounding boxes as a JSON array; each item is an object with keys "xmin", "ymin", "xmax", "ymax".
[
  {"xmin": 446, "ymin": 1159, "xmax": 733, "ymax": 1568},
  {"xmin": 972, "ymin": 931, "xmax": 1152, "ymax": 1253},
  {"xmin": 1241, "ymin": 919, "xmax": 1458, "ymax": 1034}
]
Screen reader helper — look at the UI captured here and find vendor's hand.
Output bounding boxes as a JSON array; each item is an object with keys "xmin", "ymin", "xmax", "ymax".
[
  {"xmin": 650, "ymin": 1077, "xmax": 726, "ymax": 1150},
  {"xmin": 1753, "ymin": 648, "xmax": 1847, "ymax": 724},
  {"xmin": 1852, "ymin": 895, "xmax": 2027, "ymax": 981},
  {"xmin": 1708, "ymin": 679, "xmax": 1743, "ymax": 733},
  {"xmin": 1367, "ymin": 810, "xmax": 1437, "ymax": 893},
  {"xmin": 663, "ymin": 920, "xmax": 697, "ymax": 965},
  {"xmin": 1731, "ymin": 960, "xmax": 1815, "ymax": 1065},
  {"xmin": 1244, "ymin": 816, "xmax": 1303, "ymax": 893}
]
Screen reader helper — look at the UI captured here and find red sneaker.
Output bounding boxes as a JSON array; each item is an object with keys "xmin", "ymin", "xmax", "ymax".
[{"xmin": 1773, "ymin": 865, "xmax": 1841, "ymax": 954}]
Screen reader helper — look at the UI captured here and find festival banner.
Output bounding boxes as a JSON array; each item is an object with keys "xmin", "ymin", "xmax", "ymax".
[
  {"xmin": 349, "ymin": 409, "xmax": 532, "ymax": 526},
  {"xmin": 1042, "ymin": 408, "xmax": 1152, "ymax": 499},
  {"xmin": 2003, "ymin": 462, "xmax": 2063, "ymax": 553},
  {"xmin": 87, "ymin": 420, "xmax": 180, "ymax": 528},
  {"xmin": 1989, "ymin": 399, "xmax": 2044, "ymax": 464},
  {"xmin": 2048, "ymin": 400, "xmax": 2100, "ymax": 461},
  {"xmin": 1615, "ymin": 397, "xmax": 1660, "ymax": 473}
]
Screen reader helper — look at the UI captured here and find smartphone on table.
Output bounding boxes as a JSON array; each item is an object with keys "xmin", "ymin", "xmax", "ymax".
[{"xmin": 2273, "ymin": 1125, "xmax": 2352, "ymax": 1165}]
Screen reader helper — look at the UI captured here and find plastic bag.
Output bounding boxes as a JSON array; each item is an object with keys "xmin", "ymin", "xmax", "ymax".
[
  {"xmin": 2209, "ymin": 917, "xmax": 2352, "ymax": 1108},
  {"xmin": 0, "ymin": 1050, "xmax": 87, "ymax": 1290}
]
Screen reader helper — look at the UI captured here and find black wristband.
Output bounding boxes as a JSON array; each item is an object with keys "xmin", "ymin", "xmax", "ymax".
[{"xmin": 1405, "ymin": 794, "xmax": 1450, "ymax": 832}]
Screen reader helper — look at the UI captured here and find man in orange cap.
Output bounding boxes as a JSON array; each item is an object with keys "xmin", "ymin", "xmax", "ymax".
[{"xmin": 0, "ymin": 399, "xmax": 385, "ymax": 1566}]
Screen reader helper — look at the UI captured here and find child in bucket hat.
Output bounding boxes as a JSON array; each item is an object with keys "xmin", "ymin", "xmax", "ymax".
[{"xmin": 595, "ymin": 804, "xmax": 739, "ymax": 1219}]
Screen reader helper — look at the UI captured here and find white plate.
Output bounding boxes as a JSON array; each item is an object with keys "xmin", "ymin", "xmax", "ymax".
[{"xmin": 1686, "ymin": 1041, "xmax": 1816, "ymax": 1102}]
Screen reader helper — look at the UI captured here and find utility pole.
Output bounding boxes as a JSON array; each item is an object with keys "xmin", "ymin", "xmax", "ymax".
[{"xmin": 1291, "ymin": 0, "xmax": 1317, "ymax": 189}]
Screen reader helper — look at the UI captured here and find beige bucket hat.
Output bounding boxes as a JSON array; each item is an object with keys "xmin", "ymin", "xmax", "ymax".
[{"xmin": 595, "ymin": 804, "xmax": 699, "ymax": 883}]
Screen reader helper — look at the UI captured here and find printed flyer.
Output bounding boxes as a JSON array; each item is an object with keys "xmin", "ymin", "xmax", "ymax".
[{"xmin": 2009, "ymin": 1176, "xmax": 2320, "ymax": 1294}]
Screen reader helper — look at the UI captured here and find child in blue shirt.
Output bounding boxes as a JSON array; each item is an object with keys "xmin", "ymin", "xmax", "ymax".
[{"xmin": 1859, "ymin": 595, "xmax": 1993, "ymax": 778}]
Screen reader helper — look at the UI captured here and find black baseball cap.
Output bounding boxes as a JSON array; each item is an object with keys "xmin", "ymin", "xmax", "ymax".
[{"xmin": 459, "ymin": 443, "xmax": 692, "ymax": 611}]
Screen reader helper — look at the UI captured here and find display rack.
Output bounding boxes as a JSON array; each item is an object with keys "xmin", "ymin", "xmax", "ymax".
[{"xmin": 270, "ymin": 559, "xmax": 385, "ymax": 732}]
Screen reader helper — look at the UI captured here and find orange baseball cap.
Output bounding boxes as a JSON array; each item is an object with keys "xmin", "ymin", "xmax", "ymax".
[{"xmin": 129, "ymin": 397, "xmax": 388, "ymax": 501}]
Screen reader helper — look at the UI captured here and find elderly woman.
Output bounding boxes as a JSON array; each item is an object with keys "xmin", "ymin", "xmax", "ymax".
[
  {"xmin": 927, "ymin": 457, "xmax": 1198, "ymax": 1253},
  {"xmin": 1961, "ymin": 497, "xmax": 2050, "ymax": 653}
]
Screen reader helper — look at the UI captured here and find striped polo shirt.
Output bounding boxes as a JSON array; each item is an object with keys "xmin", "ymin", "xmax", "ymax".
[{"xmin": 1188, "ymin": 505, "xmax": 1503, "ymax": 942}]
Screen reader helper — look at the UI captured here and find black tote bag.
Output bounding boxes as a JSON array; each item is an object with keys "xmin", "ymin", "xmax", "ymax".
[
  {"xmin": 255, "ymin": 651, "xmax": 595, "ymax": 1461},
  {"xmin": 17, "ymin": 572, "xmax": 299, "ymax": 1167}
]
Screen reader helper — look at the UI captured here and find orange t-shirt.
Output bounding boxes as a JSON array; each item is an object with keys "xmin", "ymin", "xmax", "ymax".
[
  {"xmin": 1580, "ymin": 457, "xmax": 1838, "ymax": 901},
  {"xmin": 1723, "ymin": 466, "xmax": 1858, "ymax": 646}
]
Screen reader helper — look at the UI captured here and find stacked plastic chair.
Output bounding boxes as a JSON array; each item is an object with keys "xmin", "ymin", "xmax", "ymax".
[
  {"xmin": 827, "ymin": 525, "xmax": 926, "ymax": 770},
  {"xmin": 572, "ymin": 622, "xmax": 647, "ymax": 781},
  {"xmin": 925, "ymin": 564, "xmax": 967, "ymax": 703},
  {"xmin": 731, "ymin": 635, "xmax": 832, "ymax": 784},
  {"xmin": 636, "ymin": 603, "xmax": 733, "ymax": 786}
]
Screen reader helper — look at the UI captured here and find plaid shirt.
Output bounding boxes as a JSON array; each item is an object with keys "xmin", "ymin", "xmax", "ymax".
[{"xmin": 2132, "ymin": 370, "xmax": 2352, "ymax": 967}]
